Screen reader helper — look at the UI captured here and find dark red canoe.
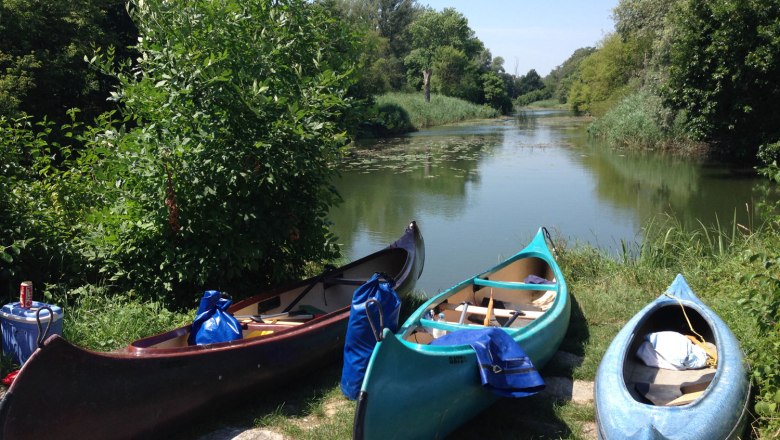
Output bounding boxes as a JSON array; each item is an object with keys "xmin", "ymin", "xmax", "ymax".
[{"xmin": 0, "ymin": 221, "xmax": 424, "ymax": 440}]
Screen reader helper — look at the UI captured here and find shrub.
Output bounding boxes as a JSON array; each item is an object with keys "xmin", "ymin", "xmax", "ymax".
[
  {"xmin": 588, "ymin": 91, "xmax": 695, "ymax": 151},
  {"xmin": 80, "ymin": 0, "xmax": 361, "ymax": 303}
]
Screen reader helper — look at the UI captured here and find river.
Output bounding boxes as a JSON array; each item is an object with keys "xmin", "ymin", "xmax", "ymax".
[{"xmin": 329, "ymin": 109, "xmax": 768, "ymax": 296}]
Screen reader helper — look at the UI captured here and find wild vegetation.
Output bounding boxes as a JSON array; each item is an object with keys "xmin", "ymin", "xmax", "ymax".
[{"xmin": 367, "ymin": 92, "xmax": 499, "ymax": 135}]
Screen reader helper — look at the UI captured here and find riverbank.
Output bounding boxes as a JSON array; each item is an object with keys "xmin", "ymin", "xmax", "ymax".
[
  {"xmin": 159, "ymin": 217, "xmax": 777, "ymax": 439},
  {"xmin": 361, "ymin": 92, "xmax": 500, "ymax": 137},
  {"xmin": 2, "ymin": 216, "xmax": 773, "ymax": 439}
]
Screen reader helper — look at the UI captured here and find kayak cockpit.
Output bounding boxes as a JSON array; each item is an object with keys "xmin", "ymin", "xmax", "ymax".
[
  {"xmin": 402, "ymin": 256, "xmax": 558, "ymax": 345},
  {"xmin": 623, "ymin": 304, "xmax": 717, "ymax": 406}
]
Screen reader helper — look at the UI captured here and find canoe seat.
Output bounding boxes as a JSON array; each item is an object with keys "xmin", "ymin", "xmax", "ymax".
[
  {"xmin": 474, "ymin": 278, "xmax": 557, "ymax": 292},
  {"xmin": 440, "ymin": 303, "xmax": 546, "ymax": 320},
  {"xmin": 627, "ymin": 360, "xmax": 716, "ymax": 406}
]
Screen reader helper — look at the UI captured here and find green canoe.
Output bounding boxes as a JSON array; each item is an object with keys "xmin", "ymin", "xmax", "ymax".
[{"xmin": 353, "ymin": 227, "xmax": 570, "ymax": 439}]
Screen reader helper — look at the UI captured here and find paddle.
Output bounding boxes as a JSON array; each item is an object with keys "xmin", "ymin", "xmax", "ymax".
[{"xmin": 483, "ymin": 289, "xmax": 494, "ymax": 326}]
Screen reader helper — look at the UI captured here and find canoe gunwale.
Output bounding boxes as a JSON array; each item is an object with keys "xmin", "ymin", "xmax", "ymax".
[{"xmin": 398, "ymin": 248, "xmax": 566, "ymax": 351}]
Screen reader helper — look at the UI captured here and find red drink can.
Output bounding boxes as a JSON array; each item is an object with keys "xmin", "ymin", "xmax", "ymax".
[{"xmin": 19, "ymin": 281, "xmax": 33, "ymax": 308}]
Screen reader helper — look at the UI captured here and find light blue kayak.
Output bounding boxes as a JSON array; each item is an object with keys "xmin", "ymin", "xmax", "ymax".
[
  {"xmin": 595, "ymin": 274, "xmax": 751, "ymax": 440},
  {"xmin": 353, "ymin": 227, "xmax": 570, "ymax": 440}
]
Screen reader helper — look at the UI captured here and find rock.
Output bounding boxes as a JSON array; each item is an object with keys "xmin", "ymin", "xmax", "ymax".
[
  {"xmin": 540, "ymin": 376, "xmax": 594, "ymax": 404},
  {"xmin": 197, "ymin": 427, "xmax": 285, "ymax": 440}
]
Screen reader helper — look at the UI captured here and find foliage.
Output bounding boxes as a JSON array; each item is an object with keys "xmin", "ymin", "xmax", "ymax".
[
  {"xmin": 514, "ymin": 87, "xmax": 553, "ymax": 108},
  {"xmin": 360, "ymin": 102, "xmax": 414, "ymax": 137},
  {"xmin": 60, "ymin": 285, "xmax": 192, "ymax": 351},
  {"xmin": 757, "ymin": 141, "xmax": 780, "ymax": 183},
  {"xmin": 740, "ymin": 242, "xmax": 780, "ymax": 435},
  {"xmin": 372, "ymin": 92, "xmax": 497, "ymax": 132},
  {"xmin": 0, "ymin": 112, "xmax": 105, "ymax": 299},
  {"xmin": 545, "ymin": 47, "xmax": 596, "ymax": 104},
  {"xmin": 567, "ymin": 33, "xmax": 644, "ymax": 115},
  {"xmin": 78, "ymin": 0, "xmax": 361, "ymax": 303},
  {"xmin": 515, "ymin": 69, "xmax": 545, "ymax": 96},
  {"xmin": 666, "ymin": 0, "xmax": 780, "ymax": 158},
  {"xmin": 405, "ymin": 7, "xmax": 474, "ymax": 102},
  {"xmin": 0, "ymin": 0, "xmax": 136, "ymax": 121},
  {"xmin": 480, "ymin": 71, "xmax": 512, "ymax": 113},
  {"xmin": 588, "ymin": 90, "xmax": 690, "ymax": 150}
]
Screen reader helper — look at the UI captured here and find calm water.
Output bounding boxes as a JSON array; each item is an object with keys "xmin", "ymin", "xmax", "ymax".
[{"xmin": 329, "ymin": 110, "xmax": 767, "ymax": 296}]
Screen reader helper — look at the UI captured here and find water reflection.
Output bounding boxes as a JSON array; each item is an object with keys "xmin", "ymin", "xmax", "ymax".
[
  {"xmin": 331, "ymin": 135, "xmax": 500, "ymax": 248},
  {"xmin": 329, "ymin": 110, "xmax": 770, "ymax": 295}
]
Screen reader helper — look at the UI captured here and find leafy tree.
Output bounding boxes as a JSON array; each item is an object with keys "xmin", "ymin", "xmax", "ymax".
[
  {"xmin": 567, "ymin": 33, "xmax": 643, "ymax": 115},
  {"xmin": 405, "ymin": 7, "xmax": 475, "ymax": 102},
  {"xmin": 431, "ymin": 46, "xmax": 471, "ymax": 97},
  {"xmin": 83, "ymin": 0, "xmax": 361, "ymax": 301},
  {"xmin": 0, "ymin": 0, "xmax": 136, "ymax": 121},
  {"xmin": 490, "ymin": 56, "xmax": 506, "ymax": 74},
  {"xmin": 0, "ymin": 111, "xmax": 107, "ymax": 298},
  {"xmin": 481, "ymin": 70, "xmax": 512, "ymax": 113},
  {"xmin": 666, "ymin": 0, "xmax": 780, "ymax": 158},
  {"xmin": 377, "ymin": 0, "xmax": 420, "ymax": 58},
  {"xmin": 546, "ymin": 47, "xmax": 596, "ymax": 103},
  {"xmin": 335, "ymin": 0, "xmax": 420, "ymax": 91},
  {"xmin": 515, "ymin": 69, "xmax": 545, "ymax": 96}
]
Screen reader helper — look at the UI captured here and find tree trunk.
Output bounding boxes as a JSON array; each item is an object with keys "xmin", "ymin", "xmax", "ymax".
[{"xmin": 423, "ymin": 69, "xmax": 431, "ymax": 102}]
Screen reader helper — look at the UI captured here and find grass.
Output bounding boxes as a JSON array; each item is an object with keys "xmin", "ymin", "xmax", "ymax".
[
  {"xmin": 588, "ymin": 90, "xmax": 707, "ymax": 155},
  {"xmin": 375, "ymin": 92, "xmax": 499, "ymax": 132},
  {"xmin": 174, "ymin": 214, "xmax": 775, "ymax": 439},
  {"xmin": 522, "ymin": 98, "xmax": 568, "ymax": 109},
  {"xmin": 3, "ymin": 215, "xmax": 778, "ymax": 438}
]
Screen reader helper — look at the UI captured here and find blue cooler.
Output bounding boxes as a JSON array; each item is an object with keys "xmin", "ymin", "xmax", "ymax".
[{"xmin": 1, "ymin": 301, "xmax": 63, "ymax": 365}]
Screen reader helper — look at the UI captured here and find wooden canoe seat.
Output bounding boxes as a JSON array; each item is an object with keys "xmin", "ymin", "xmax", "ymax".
[
  {"xmin": 474, "ymin": 278, "xmax": 557, "ymax": 291},
  {"xmin": 440, "ymin": 302, "xmax": 546, "ymax": 320}
]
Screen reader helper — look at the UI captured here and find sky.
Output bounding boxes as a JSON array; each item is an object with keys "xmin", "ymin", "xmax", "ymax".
[{"xmin": 422, "ymin": 0, "xmax": 618, "ymax": 76}]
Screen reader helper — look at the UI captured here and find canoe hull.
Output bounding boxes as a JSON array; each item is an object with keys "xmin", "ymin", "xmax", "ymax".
[
  {"xmin": 594, "ymin": 274, "xmax": 751, "ymax": 440},
  {"xmin": 354, "ymin": 227, "xmax": 570, "ymax": 440},
  {"xmin": 0, "ymin": 222, "xmax": 424, "ymax": 440}
]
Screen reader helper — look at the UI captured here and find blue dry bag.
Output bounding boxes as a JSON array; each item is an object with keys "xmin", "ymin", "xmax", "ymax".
[
  {"xmin": 340, "ymin": 273, "xmax": 401, "ymax": 400},
  {"xmin": 188, "ymin": 290, "xmax": 243, "ymax": 345}
]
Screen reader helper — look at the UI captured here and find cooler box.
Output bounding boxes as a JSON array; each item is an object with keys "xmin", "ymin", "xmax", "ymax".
[{"xmin": 1, "ymin": 301, "xmax": 64, "ymax": 365}]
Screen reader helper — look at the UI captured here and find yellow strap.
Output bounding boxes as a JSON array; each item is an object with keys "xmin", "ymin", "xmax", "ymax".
[{"xmin": 665, "ymin": 293, "xmax": 718, "ymax": 368}]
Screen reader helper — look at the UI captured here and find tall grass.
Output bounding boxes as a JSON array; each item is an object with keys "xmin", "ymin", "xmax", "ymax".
[
  {"xmin": 61, "ymin": 285, "xmax": 192, "ymax": 352},
  {"xmin": 588, "ymin": 90, "xmax": 705, "ymax": 155},
  {"xmin": 375, "ymin": 92, "xmax": 499, "ymax": 132}
]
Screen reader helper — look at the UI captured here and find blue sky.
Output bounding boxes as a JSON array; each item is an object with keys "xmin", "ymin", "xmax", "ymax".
[{"xmin": 422, "ymin": 1, "xmax": 618, "ymax": 76}]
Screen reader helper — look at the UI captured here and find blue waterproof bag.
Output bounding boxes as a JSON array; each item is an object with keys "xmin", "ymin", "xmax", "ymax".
[
  {"xmin": 340, "ymin": 273, "xmax": 401, "ymax": 400},
  {"xmin": 188, "ymin": 290, "xmax": 243, "ymax": 345}
]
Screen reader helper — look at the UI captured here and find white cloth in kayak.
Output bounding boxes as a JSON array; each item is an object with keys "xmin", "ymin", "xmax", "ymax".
[{"xmin": 636, "ymin": 331, "xmax": 708, "ymax": 370}]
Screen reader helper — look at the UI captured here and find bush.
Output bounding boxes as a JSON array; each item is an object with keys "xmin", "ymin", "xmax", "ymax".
[
  {"xmin": 361, "ymin": 102, "xmax": 414, "ymax": 137},
  {"xmin": 588, "ymin": 91, "xmax": 695, "ymax": 151},
  {"xmin": 0, "ymin": 112, "xmax": 100, "ymax": 299},
  {"xmin": 514, "ymin": 88, "xmax": 553, "ymax": 107},
  {"xmin": 373, "ymin": 92, "xmax": 498, "ymax": 133},
  {"xmin": 78, "ymin": 0, "xmax": 361, "ymax": 303},
  {"xmin": 740, "ymin": 247, "xmax": 780, "ymax": 436}
]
